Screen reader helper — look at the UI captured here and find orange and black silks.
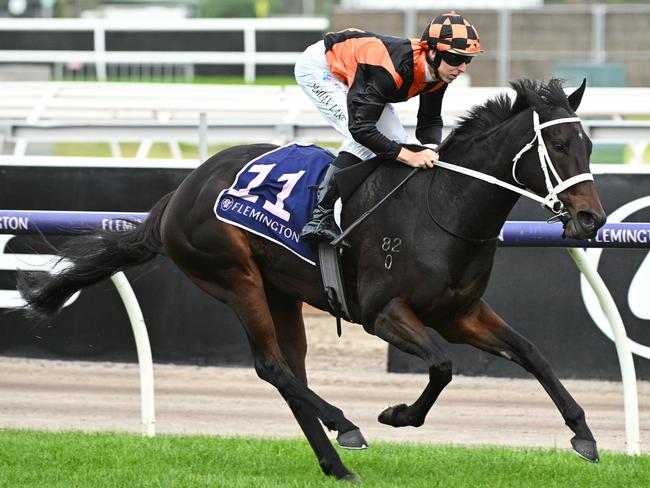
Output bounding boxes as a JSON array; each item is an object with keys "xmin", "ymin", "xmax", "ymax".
[{"xmin": 325, "ymin": 29, "xmax": 447, "ymax": 160}]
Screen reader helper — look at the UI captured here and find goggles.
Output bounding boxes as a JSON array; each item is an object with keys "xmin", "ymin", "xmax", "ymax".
[{"xmin": 440, "ymin": 51, "xmax": 473, "ymax": 67}]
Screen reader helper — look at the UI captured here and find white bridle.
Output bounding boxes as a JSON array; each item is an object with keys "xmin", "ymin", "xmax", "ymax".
[
  {"xmin": 511, "ymin": 110, "xmax": 593, "ymax": 213},
  {"xmin": 434, "ymin": 110, "xmax": 593, "ymax": 214}
]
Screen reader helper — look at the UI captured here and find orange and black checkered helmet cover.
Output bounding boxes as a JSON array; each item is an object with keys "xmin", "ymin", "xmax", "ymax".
[{"xmin": 421, "ymin": 11, "xmax": 483, "ymax": 55}]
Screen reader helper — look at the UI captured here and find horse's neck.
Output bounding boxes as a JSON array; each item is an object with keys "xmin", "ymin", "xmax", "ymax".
[{"xmin": 430, "ymin": 115, "xmax": 530, "ymax": 239}]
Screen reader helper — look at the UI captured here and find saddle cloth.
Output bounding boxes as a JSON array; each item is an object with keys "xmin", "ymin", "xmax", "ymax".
[{"xmin": 214, "ymin": 143, "xmax": 334, "ymax": 265}]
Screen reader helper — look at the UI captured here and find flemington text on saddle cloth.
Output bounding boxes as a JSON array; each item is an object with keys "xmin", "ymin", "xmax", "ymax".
[{"xmin": 214, "ymin": 143, "xmax": 334, "ymax": 265}]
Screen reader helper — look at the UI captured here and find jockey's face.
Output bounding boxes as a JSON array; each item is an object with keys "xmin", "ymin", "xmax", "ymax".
[
  {"xmin": 436, "ymin": 57, "xmax": 468, "ymax": 84},
  {"xmin": 427, "ymin": 51, "xmax": 472, "ymax": 83}
]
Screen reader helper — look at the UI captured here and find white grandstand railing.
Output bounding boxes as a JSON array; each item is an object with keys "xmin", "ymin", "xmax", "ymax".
[
  {"xmin": 1, "ymin": 82, "xmax": 650, "ymax": 120},
  {"xmin": 2, "ymin": 119, "xmax": 649, "ymax": 165},
  {"xmin": 0, "ymin": 82, "xmax": 648, "ymax": 162},
  {"xmin": 0, "ymin": 18, "xmax": 329, "ymax": 83}
]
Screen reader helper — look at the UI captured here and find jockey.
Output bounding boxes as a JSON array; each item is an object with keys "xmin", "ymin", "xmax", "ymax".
[{"xmin": 295, "ymin": 11, "xmax": 483, "ymax": 244}]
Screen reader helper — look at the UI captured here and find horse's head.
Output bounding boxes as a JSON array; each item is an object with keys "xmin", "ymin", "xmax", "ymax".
[{"xmin": 511, "ymin": 79, "xmax": 606, "ymax": 240}]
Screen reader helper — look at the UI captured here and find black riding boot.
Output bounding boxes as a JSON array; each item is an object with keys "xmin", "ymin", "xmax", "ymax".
[{"xmin": 300, "ymin": 163, "xmax": 342, "ymax": 244}]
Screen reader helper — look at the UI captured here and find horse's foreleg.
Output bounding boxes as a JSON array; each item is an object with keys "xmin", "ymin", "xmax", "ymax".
[
  {"xmin": 269, "ymin": 303, "xmax": 342, "ymax": 475},
  {"xmin": 180, "ymin": 272, "xmax": 359, "ymax": 478},
  {"xmin": 372, "ymin": 297, "xmax": 452, "ymax": 428},
  {"xmin": 267, "ymin": 290, "xmax": 308, "ymax": 385},
  {"xmin": 244, "ymin": 336, "xmax": 357, "ymax": 481},
  {"xmin": 450, "ymin": 300, "xmax": 599, "ymax": 462},
  {"xmin": 194, "ymin": 259, "xmax": 358, "ymax": 436}
]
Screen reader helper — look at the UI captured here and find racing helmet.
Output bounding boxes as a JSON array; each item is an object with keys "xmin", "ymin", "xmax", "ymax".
[{"xmin": 422, "ymin": 11, "xmax": 483, "ymax": 56}]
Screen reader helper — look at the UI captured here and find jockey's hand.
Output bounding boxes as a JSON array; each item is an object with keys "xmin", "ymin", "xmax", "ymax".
[{"xmin": 397, "ymin": 148, "xmax": 439, "ymax": 169}]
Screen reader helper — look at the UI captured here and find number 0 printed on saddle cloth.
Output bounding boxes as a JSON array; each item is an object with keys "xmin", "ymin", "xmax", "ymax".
[{"xmin": 214, "ymin": 143, "xmax": 334, "ymax": 265}]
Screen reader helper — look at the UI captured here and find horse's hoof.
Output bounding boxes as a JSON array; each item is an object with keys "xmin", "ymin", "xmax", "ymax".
[
  {"xmin": 337, "ymin": 428, "xmax": 368, "ymax": 450},
  {"xmin": 338, "ymin": 473, "xmax": 361, "ymax": 483},
  {"xmin": 378, "ymin": 403, "xmax": 408, "ymax": 427},
  {"xmin": 571, "ymin": 436, "xmax": 599, "ymax": 463}
]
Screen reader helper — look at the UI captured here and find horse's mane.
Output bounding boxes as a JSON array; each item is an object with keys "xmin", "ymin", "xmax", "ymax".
[{"xmin": 445, "ymin": 78, "xmax": 572, "ymax": 144}]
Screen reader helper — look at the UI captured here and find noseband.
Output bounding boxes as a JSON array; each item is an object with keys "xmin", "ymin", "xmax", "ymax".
[{"xmin": 511, "ymin": 111, "xmax": 593, "ymax": 213}]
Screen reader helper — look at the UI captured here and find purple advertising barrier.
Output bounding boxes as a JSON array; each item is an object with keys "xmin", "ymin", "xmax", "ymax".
[
  {"xmin": 500, "ymin": 221, "xmax": 650, "ymax": 249},
  {"xmin": 1, "ymin": 211, "xmax": 649, "ymax": 250},
  {"xmin": 0, "ymin": 210, "xmax": 148, "ymax": 235}
]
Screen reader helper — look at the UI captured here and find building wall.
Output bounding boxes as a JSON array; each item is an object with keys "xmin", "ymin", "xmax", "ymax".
[{"xmin": 330, "ymin": 7, "xmax": 650, "ymax": 87}]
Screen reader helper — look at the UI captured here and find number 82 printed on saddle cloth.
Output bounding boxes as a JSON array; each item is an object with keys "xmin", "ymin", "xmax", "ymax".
[{"xmin": 214, "ymin": 143, "xmax": 334, "ymax": 265}]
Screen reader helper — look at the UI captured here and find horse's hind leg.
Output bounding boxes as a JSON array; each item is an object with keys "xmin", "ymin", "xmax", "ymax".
[
  {"xmin": 371, "ymin": 297, "xmax": 452, "ymax": 428},
  {"xmin": 266, "ymin": 287, "xmax": 368, "ymax": 450},
  {"xmin": 449, "ymin": 300, "xmax": 598, "ymax": 462}
]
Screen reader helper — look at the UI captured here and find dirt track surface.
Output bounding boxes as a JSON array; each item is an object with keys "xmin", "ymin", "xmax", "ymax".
[{"xmin": 1, "ymin": 314, "xmax": 648, "ymax": 454}]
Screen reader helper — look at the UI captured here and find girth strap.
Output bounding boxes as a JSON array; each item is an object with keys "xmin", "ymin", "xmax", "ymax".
[{"xmin": 318, "ymin": 243, "xmax": 351, "ymax": 336}]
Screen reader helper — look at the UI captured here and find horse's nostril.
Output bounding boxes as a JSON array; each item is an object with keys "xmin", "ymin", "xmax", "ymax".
[{"xmin": 577, "ymin": 211, "xmax": 597, "ymax": 230}]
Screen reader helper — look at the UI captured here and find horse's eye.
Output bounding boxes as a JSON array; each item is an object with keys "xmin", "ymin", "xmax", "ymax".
[{"xmin": 552, "ymin": 141, "xmax": 567, "ymax": 153}]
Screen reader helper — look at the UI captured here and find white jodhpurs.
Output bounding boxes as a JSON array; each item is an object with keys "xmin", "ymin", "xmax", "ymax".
[{"xmin": 294, "ymin": 40, "xmax": 406, "ymax": 161}]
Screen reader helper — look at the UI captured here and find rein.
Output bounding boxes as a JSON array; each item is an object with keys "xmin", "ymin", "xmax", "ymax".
[
  {"xmin": 331, "ymin": 167, "xmax": 419, "ymax": 247},
  {"xmin": 425, "ymin": 170, "xmax": 499, "ymax": 244}
]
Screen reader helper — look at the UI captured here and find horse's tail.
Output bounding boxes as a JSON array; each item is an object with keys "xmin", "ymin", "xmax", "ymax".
[{"xmin": 17, "ymin": 192, "xmax": 174, "ymax": 321}]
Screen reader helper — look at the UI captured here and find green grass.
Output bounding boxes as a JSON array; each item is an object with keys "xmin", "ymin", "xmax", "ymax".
[
  {"xmin": 48, "ymin": 141, "xmax": 340, "ymax": 159},
  {"xmin": 0, "ymin": 430, "xmax": 648, "ymax": 487},
  {"xmin": 590, "ymin": 144, "xmax": 628, "ymax": 165},
  {"xmin": 586, "ymin": 144, "xmax": 650, "ymax": 165},
  {"xmin": 192, "ymin": 76, "xmax": 297, "ymax": 86},
  {"xmin": 49, "ymin": 142, "xmax": 234, "ymax": 159},
  {"xmin": 54, "ymin": 76, "xmax": 297, "ymax": 86}
]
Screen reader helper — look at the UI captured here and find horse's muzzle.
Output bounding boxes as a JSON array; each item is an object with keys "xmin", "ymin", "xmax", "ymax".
[
  {"xmin": 562, "ymin": 208, "xmax": 606, "ymax": 240},
  {"xmin": 559, "ymin": 181, "xmax": 607, "ymax": 240}
]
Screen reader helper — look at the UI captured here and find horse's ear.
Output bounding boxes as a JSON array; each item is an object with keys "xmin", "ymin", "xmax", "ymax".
[
  {"xmin": 523, "ymin": 88, "xmax": 545, "ymax": 113},
  {"xmin": 567, "ymin": 78, "xmax": 587, "ymax": 112}
]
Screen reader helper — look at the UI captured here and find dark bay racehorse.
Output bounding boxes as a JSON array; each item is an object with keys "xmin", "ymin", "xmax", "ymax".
[{"xmin": 18, "ymin": 79, "xmax": 606, "ymax": 481}]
